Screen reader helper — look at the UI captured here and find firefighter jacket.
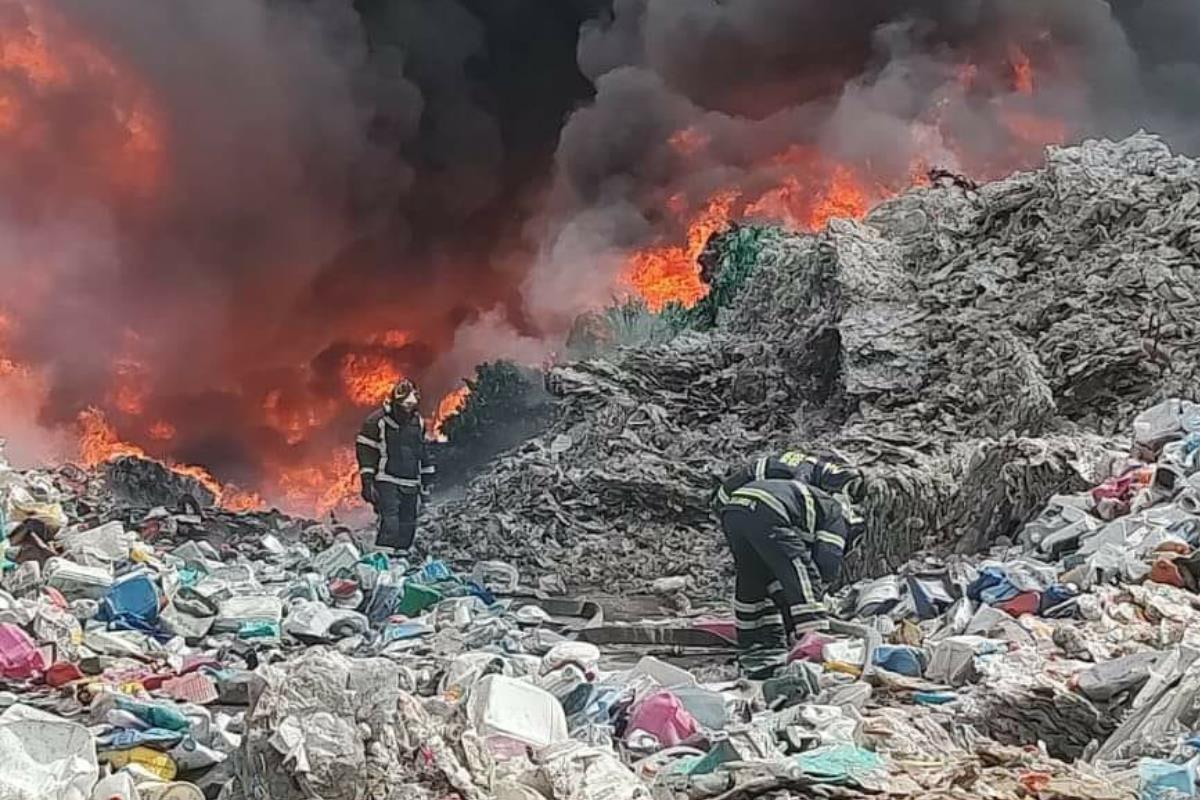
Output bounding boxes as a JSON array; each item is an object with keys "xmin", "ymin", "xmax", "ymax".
[
  {"xmin": 716, "ymin": 451, "xmax": 864, "ymax": 506},
  {"xmin": 721, "ymin": 478, "xmax": 859, "ymax": 585},
  {"xmin": 355, "ymin": 402, "xmax": 435, "ymax": 491}
]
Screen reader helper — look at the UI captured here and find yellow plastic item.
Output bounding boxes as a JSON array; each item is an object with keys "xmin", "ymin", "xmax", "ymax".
[
  {"xmin": 103, "ymin": 746, "xmax": 178, "ymax": 781},
  {"xmin": 824, "ymin": 660, "xmax": 863, "ymax": 677}
]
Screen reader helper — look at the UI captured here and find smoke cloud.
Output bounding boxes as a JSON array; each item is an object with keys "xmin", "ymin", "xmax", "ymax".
[{"xmin": 1, "ymin": 0, "xmax": 1199, "ymax": 501}]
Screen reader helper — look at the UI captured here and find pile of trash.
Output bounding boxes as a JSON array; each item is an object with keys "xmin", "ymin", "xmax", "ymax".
[
  {"xmin": 426, "ymin": 133, "xmax": 1200, "ymax": 596},
  {"xmin": 5, "ymin": 397, "xmax": 1200, "ymax": 799}
]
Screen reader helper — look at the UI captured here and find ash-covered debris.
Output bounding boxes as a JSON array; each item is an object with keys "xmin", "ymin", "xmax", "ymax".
[
  {"xmin": 425, "ymin": 134, "xmax": 1200, "ymax": 596},
  {"xmin": 103, "ymin": 456, "xmax": 217, "ymax": 510}
]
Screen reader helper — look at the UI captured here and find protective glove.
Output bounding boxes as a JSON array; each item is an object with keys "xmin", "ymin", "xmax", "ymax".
[{"xmin": 361, "ymin": 478, "xmax": 377, "ymax": 506}]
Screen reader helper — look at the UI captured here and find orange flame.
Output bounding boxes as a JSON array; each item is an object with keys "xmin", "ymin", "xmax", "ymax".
[
  {"xmin": 623, "ymin": 191, "xmax": 738, "ymax": 311},
  {"xmin": 341, "ymin": 353, "xmax": 402, "ymax": 407},
  {"xmin": 273, "ymin": 447, "xmax": 359, "ymax": 518},
  {"xmin": 432, "ymin": 386, "xmax": 470, "ymax": 438},
  {"xmin": 76, "ymin": 407, "xmax": 265, "ymax": 511},
  {"xmin": 0, "ymin": 1, "xmax": 165, "ymax": 195},
  {"xmin": 77, "ymin": 407, "xmax": 147, "ymax": 466}
]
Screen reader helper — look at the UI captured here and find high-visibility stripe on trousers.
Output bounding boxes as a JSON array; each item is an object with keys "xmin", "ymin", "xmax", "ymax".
[{"xmin": 721, "ymin": 502, "xmax": 828, "ymax": 677}]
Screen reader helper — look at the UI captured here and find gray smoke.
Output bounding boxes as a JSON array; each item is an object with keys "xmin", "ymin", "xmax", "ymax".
[{"xmin": 520, "ymin": 0, "xmax": 1200, "ymax": 329}]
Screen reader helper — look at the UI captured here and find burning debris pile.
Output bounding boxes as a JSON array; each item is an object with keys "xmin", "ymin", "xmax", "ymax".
[{"xmin": 426, "ymin": 133, "xmax": 1200, "ymax": 596}]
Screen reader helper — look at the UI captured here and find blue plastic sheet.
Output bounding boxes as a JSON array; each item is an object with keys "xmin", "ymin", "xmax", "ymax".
[
  {"xmin": 1139, "ymin": 758, "xmax": 1197, "ymax": 800},
  {"xmin": 873, "ymin": 645, "xmax": 924, "ymax": 677},
  {"xmin": 97, "ymin": 572, "xmax": 160, "ymax": 630}
]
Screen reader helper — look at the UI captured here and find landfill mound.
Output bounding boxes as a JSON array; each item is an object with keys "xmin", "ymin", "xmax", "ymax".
[
  {"xmin": 2, "ymin": 398, "xmax": 1200, "ymax": 799},
  {"xmin": 426, "ymin": 134, "xmax": 1200, "ymax": 596}
]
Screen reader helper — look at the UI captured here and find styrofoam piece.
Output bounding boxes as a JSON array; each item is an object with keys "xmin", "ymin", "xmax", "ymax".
[{"xmin": 468, "ymin": 674, "xmax": 568, "ymax": 751}]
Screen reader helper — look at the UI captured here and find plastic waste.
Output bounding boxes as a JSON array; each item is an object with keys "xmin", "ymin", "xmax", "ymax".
[
  {"xmin": 112, "ymin": 696, "xmax": 191, "ymax": 732},
  {"xmin": 6, "ymin": 484, "xmax": 67, "ymax": 532},
  {"xmin": 137, "ymin": 782, "xmax": 204, "ymax": 800},
  {"xmin": 158, "ymin": 603, "xmax": 214, "ymax": 641},
  {"xmin": 1134, "ymin": 399, "xmax": 1200, "ymax": 451},
  {"xmin": 1076, "ymin": 653, "xmax": 1160, "ymax": 703},
  {"xmin": 283, "ymin": 600, "xmax": 369, "ymax": 641},
  {"xmin": 3, "ymin": 560, "xmax": 40, "ymax": 597},
  {"xmin": 92, "ymin": 771, "xmax": 141, "ymax": 800},
  {"xmin": 396, "ymin": 582, "xmax": 442, "ymax": 616},
  {"xmin": 541, "ymin": 641, "xmax": 601, "ymax": 674},
  {"xmin": 471, "ymin": 560, "xmax": 520, "ymax": 594},
  {"xmin": 1139, "ymin": 757, "xmax": 1197, "ymax": 800},
  {"xmin": 0, "ymin": 703, "xmax": 98, "ymax": 800},
  {"xmin": 872, "ymin": 645, "xmax": 925, "ymax": 677},
  {"xmin": 0, "ymin": 621, "xmax": 46, "ymax": 678},
  {"xmin": 627, "ymin": 656, "xmax": 698, "ymax": 689},
  {"xmin": 542, "ymin": 740, "xmax": 649, "ymax": 800},
  {"xmin": 103, "ymin": 746, "xmax": 178, "ymax": 781},
  {"xmin": 45, "ymin": 558, "xmax": 113, "ymax": 600},
  {"xmin": 363, "ymin": 571, "xmax": 403, "ymax": 625},
  {"xmin": 60, "ymin": 521, "xmax": 133, "ymax": 563},
  {"xmin": 787, "ymin": 631, "xmax": 832, "ymax": 663},
  {"xmin": 310, "ymin": 542, "xmax": 361, "ymax": 577},
  {"xmin": 669, "ymin": 686, "xmax": 728, "ymax": 730},
  {"xmin": 926, "ymin": 636, "xmax": 1004, "ymax": 687},
  {"xmin": 468, "ymin": 674, "xmax": 569, "ymax": 752},
  {"xmin": 213, "ymin": 595, "xmax": 283, "ymax": 633},
  {"xmin": 162, "ymin": 673, "xmax": 219, "ymax": 705},
  {"xmin": 823, "ymin": 639, "xmax": 866, "ymax": 666},
  {"xmin": 416, "ymin": 559, "xmax": 453, "ymax": 583},
  {"xmin": 793, "ymin": 744, "xmax": 885, "ymax": 784},
  {"xmin": 98, "ymin": 571, "xmax": 160, "ymax": 629},
  {"xmin": 625, "ymin": 691, "xmax": 697, "ymax": 748}
]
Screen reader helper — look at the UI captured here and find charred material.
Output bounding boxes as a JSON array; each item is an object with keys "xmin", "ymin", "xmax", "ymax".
[{"xmin": 425, "ymin": 135, "xmax": 1200, "ymax": 597}]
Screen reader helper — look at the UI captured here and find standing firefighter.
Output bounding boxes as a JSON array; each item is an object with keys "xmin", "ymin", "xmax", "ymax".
[
  {"xmin": 356, "ymin": 379, "xmax": 435, "ymax": 552},
  {"xmin": 715, "ymin": 452, "xmax": 866, "ymax": 677}
]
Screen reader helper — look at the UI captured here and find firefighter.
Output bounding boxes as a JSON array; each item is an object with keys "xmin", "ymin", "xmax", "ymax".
[
  {"xmin": 355, "ymin": 379, "xmax": 435, "ymax": 552},
  {"xmin": 714, "ymin": 450, "xmax": 865, "ymax": 508},
  {"xmin": 717, "ymin": 475, "xmax": 865, "ymax": 678}
]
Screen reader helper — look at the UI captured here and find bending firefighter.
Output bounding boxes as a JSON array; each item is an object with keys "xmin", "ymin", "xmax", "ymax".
[
  {"xmin": 715, "ymin": 452, "xmax": 866, "ymax": 677},
  {"xmin": 355, "ymin": 379, "xmax": 435, "ymax": 552}
]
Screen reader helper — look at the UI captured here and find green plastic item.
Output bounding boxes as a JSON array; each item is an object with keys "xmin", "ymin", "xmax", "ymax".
[
  {"xmin": 396, "ymin": 583, "xmax": 442, "ymax": 616},
  {"xmin": 793, "ymin": 745, "xmax": 884, "ymax": 785},
  {"xmin": 115, "ymin": 697, "xmax": 191, "ymax": 732},
  {"xmin": 237, "ymin": 621, "xmax": 281, "ymax": 640},
  {"xmin": 358, "ymin": 552, "xmax": 390, "ymax": 572}
]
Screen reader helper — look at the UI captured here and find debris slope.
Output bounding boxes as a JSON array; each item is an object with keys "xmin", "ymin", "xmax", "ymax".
[{"xmin": 427, "ymin": 134, "xmax": 1200, "ymax": 595}]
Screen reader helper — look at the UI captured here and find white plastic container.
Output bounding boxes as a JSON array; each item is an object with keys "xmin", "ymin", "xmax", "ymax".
[
  {"xmin": 59, "ymin": 521, "xmax": 133, "ymax": 563},
  {"xmin": 468, "ymin": 674, "xmax": 568, "ymax": 752},
  {"xmin": 213, "ymin": 595, "xmax": 283, "ymax": 633},
  {"xmin": 44, "ymin": 559, "xmax": 113, "ymax": 600},
  {"xmin": 627, "ymin": 656, "xmax": 698, "ymax": 689}
]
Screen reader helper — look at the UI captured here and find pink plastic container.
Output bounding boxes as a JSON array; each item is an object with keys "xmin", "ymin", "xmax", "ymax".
[
  {"xmin": 0, "ymin": 623, "xmax": 47, "ymax": 679},
  {"xmin": 626, "ymin": 691, "xmax": 698, "ymax": 747},
  {"xmin": 787, "ymin": 632, "xmax": 833, "ymax": 664}
]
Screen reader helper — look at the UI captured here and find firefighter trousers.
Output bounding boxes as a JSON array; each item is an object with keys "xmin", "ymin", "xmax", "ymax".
[
  {"xmin": 721, "ymin": 504, "xmax": 828, "ymax": 677},
  {"xmin": 375, "ymin": 483, "xmax": 419, "ymax": 551}
]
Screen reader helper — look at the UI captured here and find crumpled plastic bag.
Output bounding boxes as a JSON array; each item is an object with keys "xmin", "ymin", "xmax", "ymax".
[
  {"xmin": 541, "ymin": 741, "xmax": 650, "ymax": 800},
  {"xmin": 0, "ymin": 703, "xmax": 98, "ymax": 800},
  {"xmin": 5, "ymin": 484, "xmax": 67, "ymax": 533}
]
